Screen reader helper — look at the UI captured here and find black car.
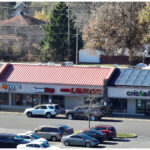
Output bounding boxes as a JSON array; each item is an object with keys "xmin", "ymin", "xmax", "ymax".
[
  {"xmin": 57, "ymin": 125, "xmax": 74, "ymax": 136},
  {"xmin": 81, "ymin": 130, "xmax": 106, "ymax": 142},
  {"xmin": 0, "ymin": 133, "xmax": 29, "ymax": 148},
  {"xmin": 66, "ymin": 105, "xmax": 106, "ymax": 121}
]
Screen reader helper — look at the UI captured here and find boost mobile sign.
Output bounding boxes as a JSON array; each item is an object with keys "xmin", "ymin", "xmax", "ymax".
[{"xmin": 127, "ymin": 90, "xmax": 150, "ymax": 97}]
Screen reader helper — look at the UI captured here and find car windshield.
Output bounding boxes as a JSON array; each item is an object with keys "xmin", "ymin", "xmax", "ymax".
[
  {"xmin": 60, "ymin": 125, "xmax": 69, "ymax": 129},
  {"xmin": 30, "ymin": 134, "xmax": 40, "ymax": 139},
  {"xmin": 13, "ymin": 135, "xmax": 23, "ymax": 141},
  {"xmin": 42, "ymin": 143, "xmax": 49, "ymax": 148},
  {"xmin": 80, "ymin": 134, "xmax": 92, "ymax": 140}
]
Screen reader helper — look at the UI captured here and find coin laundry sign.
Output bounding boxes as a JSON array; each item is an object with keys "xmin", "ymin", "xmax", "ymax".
[
  {"xmin": 60, "ymin": 88, "xmax": 103, "ymax": 95},
  {"xmin": 127, "ymin": 90, "xmax": 150, "ymax": 97}
]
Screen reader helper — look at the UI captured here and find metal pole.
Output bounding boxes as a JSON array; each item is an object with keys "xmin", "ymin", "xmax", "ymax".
[
  {"xmin": 76, "ymin": 27, "xmax": 78, "ymax": 64},
  {"xmin": 68, "ymin": 4, "xmax": 70, "ymax": 59}
]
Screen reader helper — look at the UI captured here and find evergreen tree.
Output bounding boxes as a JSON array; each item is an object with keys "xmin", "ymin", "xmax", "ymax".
[{"xmin": 40, "ymin": 2, "xmax": 83, "ymax": 62}]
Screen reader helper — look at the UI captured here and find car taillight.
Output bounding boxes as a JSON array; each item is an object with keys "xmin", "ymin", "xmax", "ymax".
[
  {"xmin": 54, "ymin": 110, "xmax": 56, "ymax": 112},
  {"xmin": 59, "ymin": 134, "xmax": 62, "ymax": 137}
]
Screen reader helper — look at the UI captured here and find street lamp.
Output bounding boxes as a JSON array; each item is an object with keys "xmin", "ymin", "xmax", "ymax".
[{"xmin": 142, "ymin": 50, "xmax": 147, "ymax": 64}]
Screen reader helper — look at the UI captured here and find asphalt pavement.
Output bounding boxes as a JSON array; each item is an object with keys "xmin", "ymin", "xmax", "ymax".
[{"xmin": 0, "ymin": 112, "xmax": 150, "ymax": 148}]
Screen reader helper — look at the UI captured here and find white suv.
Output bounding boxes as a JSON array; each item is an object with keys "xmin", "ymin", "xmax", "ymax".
[{"xmin": 24, "ymin": 104, "xmax": 60, "ymax": 118}]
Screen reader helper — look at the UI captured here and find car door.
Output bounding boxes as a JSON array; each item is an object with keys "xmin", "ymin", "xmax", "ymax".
[
  {"xmin": 70, "ymin": 135, "xmax": 84, "ymax": 146},
  {"xmin": 74, "ymin": 107, "xmax": 83, "ymax": 118},
  {"xmin": 32, "ymin": 106, "xmax": 42, "ymax": 115}
]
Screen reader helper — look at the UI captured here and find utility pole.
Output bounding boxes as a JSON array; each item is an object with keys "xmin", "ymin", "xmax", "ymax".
[
  {"xmin": 76, "ymin": 13, "xmax": 79, "ymax": 64},
  {"xmin": 76, "ymin": 28, "xmax": 79, "ymax": 64},
  {"xmin": 67, "ymin": 4, "xmax": 70, "ymax": 60}
]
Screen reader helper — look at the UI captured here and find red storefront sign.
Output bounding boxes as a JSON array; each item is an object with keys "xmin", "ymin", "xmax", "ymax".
[
  {"xmin": 60, "ymin": 88, "xmax": 102, "ymax": 95},
  {"xmin": 35, "ymin": 88, "xmax": 55, "ymax": 93}
]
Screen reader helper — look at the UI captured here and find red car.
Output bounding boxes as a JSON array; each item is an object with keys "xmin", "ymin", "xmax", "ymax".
[{"xmin": 83, "ymin": 125, "xmax": 116, "ymax": 140}]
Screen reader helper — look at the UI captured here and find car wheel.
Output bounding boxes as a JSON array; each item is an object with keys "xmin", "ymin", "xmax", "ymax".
[
  {"xmin": 85, "ymin": 142, "xmax": 91, "ymax": 147},
  {"xmin": 51, "ymin": 136, "xmax": 57, "ymax": 141},
  {"xmin": 90, "ymin": 116, "xmax": 96, "ymax": 121},
  {"xmin": 27, "ymin": 112, "xmax": 32, "ymax": 117},
  {"xmin": 64, "ymin": 141, "xmax": 70, "ymax": 146},
  {"xmin": 67, "ymin": 114, "xmax": 73, "ymax": 120},
  {"xmin": 46, "ymin": 113, "xmax": 51, "ymax": 118}
]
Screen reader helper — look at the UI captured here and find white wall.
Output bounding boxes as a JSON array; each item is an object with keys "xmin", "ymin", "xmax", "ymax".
[
  {"xmin": 79, "ymin": 49, "xmax": 101, "ymax": 63},
  {"xmin": 65, "ymin": 96, "xmax": 84, "ymax": 109}
]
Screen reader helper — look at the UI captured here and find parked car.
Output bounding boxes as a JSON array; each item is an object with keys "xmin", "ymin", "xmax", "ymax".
[
  {"xmin": 30, "ymin": 125, "xmax": 63, "ymax": 141},
  {"xmin": 24, "ymin": 104, "xmax": 60, "ymax": 118},
  {"xmin": 0, "ymin": 133, "xmax": 29, "ymax": 148},
  {"xmin": 80, "ymin": 130, "xmax": 106, "ymax": 142},
  {"xmin": 18, "ymin": 133, "xmax": 48, "ymax": 144},
  {"xmin": 56, "ymin": 125, "xmax": 74, "ymax": 136},
  {"xmin": 83, "ymin": 125, "xmax": 117, "ymax": 140},
  {"xmin": 61, "ymin": 133, "xmax": 99, "ymax": 147},
  {"xmin": 66, "ymin": 105, "xmax": 106, "ymax": 121},
  {"xmin": 17, "ymin": 141, "xmax": 57, "ymax": 149}
]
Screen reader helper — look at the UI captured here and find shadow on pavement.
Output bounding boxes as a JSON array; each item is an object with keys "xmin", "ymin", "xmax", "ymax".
[
  {"xmin": 100, "ymin": 119, "xmax": 123, "ymax": 122},
  {"xmin": 111, "ymin": 138, "xmax": 130, "ymax": 142}
]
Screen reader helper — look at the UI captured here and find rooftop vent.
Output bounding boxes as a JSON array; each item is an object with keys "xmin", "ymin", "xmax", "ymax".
[
  {"xmin": 47, "ymin": 61, "xmax": 55, "ymax": 66},
  {"xmin": 61, "ymin": 61, "xmax": 73, "ymax": 66}
]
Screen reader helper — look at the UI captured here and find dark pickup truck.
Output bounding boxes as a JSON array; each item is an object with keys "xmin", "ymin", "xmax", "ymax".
[{"xmin": 65, "ymin": 105, "xmax": 106, "ymax": 121}]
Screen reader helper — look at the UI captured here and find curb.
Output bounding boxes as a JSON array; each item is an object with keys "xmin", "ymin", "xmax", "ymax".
[{"xmin": 117, "ymin": 134, "xmax": 137, "ymax": 138}]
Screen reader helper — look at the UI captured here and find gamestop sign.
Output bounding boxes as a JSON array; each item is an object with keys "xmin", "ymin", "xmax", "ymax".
[{"xmin": 60, "ymin": 88, "xmax": 103, "ymax": 95}]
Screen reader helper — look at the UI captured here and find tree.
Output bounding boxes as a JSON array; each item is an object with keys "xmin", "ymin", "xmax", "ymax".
[
  {"xmin": 138, "ymin": 2, "xmax": 150, "ymax": 44},
  {"xmin": 40, "ymin": 2, "xmax": 83, "ymax": 62},
  {"xmin": 82, "ymin": 2, "xmax": 145, "ymax": 64},
  {"xmin": 34, "ymin": 8, "xmax": 50, "ymax": 22}
]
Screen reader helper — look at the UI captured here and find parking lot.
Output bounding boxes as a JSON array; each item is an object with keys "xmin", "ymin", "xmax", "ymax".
[{"xmin": 0, "ymin": 112, "xmax": 150, "ymax": 148}]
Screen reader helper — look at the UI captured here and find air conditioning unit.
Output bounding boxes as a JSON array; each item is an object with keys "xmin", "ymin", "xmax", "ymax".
[
  {"xmin": 47, "ymin": 61, "xmax": 55, "ymax": 66},
  {"xmin": 61, "ymin": 61, "xmax": 73, "ymax": 66}
]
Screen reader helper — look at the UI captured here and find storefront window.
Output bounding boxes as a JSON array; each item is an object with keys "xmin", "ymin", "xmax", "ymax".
[
  {"xmin": 136, "ymin": 99, "xmax": 144, "ymax": 113},
  {"xmin": 12, "ymin": 94, "xmax": 39, "ymax": 107},
  {"xmin": 0, "ymin": 93, "xmax": 9, "ymax": 105},
  {"xmin": 111, "ymin": 98, "xmax": 127, "ymax": 113}
]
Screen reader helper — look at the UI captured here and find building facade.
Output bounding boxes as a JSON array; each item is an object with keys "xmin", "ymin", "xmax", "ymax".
[
  {"xmin": 108, "ymin": 68, "xmax": 150, "ymax": 116},
  {"xmin": 0, "ymin": 63, "xmax": 114, "ymax": 111}
]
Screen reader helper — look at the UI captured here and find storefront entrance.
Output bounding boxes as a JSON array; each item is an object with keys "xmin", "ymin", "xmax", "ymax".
[
  {"xmin": 136, "ymin": 100, "xmax": 150, "ymax": 115},
  {"xmin": 41, "ymin": 95, "xmax": 64, "ymax": 108}
]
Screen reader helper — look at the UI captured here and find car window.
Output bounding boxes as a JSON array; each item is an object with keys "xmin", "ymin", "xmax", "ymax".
[
  {"xmin": 35, "ymin": 106, "xmax": 41, "ymax": 109},
  {"xmin": 41, "ymin": 106, "xmax": 47, "ymax": 109},
  {"xmin": 49, "ymin": 106, "xmax": 54, "ymax": 109},
  {"xmin": 30, "ymin": 134, "xmax": 40, "ymax": 139},
  {"xmin": 21, "ymin": 135, "xmax": 31, "ymax": 139},
  {"xmin": 109, "ymin": 127, "xmax": 115, "ymax": 131},
  {"xmin": 71, "ymin": 135, "xmax": 82, "ymax": 139},
  {"xmin": 41, "ymin": 127, "xmax": 58, "ymax": 132},
  {"xmin": 96, "ymin": 127, "xmax": 107, "ymax": 130},
  {"xmin": 34, "ymin": 144, "xmax": 41, "ymax": 148},
  {"xmin": 76, "ymin": 108, "xmax": 82, "ymax": 111},
  {"xmin": 55, "ymin": 105, "xmax": 59, "ymax": 109},
  {"xmin": 26, "ymin": 144, "xmax": 34, "ymax": 147}
]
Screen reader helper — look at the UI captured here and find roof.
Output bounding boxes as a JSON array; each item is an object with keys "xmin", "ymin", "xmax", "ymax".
[
  {"xmin": 0, "ymin": 63, "xmax": 114, "ymax": 86},
  {"xmin": 0, "ymin": 14, "xmax": 45, "ymax": 26},
  {"xmin": 109, "ymin": 68, "xmax": 150, "ymax": 87},
  {"xmin": 0, "ymin": 34, "xmax": 22, "ymax": 40}
]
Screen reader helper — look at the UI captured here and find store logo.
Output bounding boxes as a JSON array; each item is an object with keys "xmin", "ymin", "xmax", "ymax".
[{"xmin": 127, "ymin": 90, "xmax": 150, "ymax": 97}]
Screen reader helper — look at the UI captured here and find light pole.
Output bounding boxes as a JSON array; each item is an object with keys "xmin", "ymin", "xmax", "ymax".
[{"xmin": 142, "ymin": 50, "xmax": 147, "ymax": 64}]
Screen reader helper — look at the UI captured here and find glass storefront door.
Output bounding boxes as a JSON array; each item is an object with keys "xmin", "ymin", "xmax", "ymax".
[
  {"xmin": 145, "ymin": 100, "xmax": 150, "ymax": 115},
  {"xmin": 136, "ymin": 99, "xmax": 145, "ymax": 113}
]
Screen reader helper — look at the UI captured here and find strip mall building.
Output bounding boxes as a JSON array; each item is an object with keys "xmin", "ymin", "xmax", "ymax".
[
  {"xmin": 1, "ymin": 63, "xmax": 150, "ymax": 116},
  {"xmin": 0, "ymin": 63, "xmax": 114, "ymax": 112}
]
